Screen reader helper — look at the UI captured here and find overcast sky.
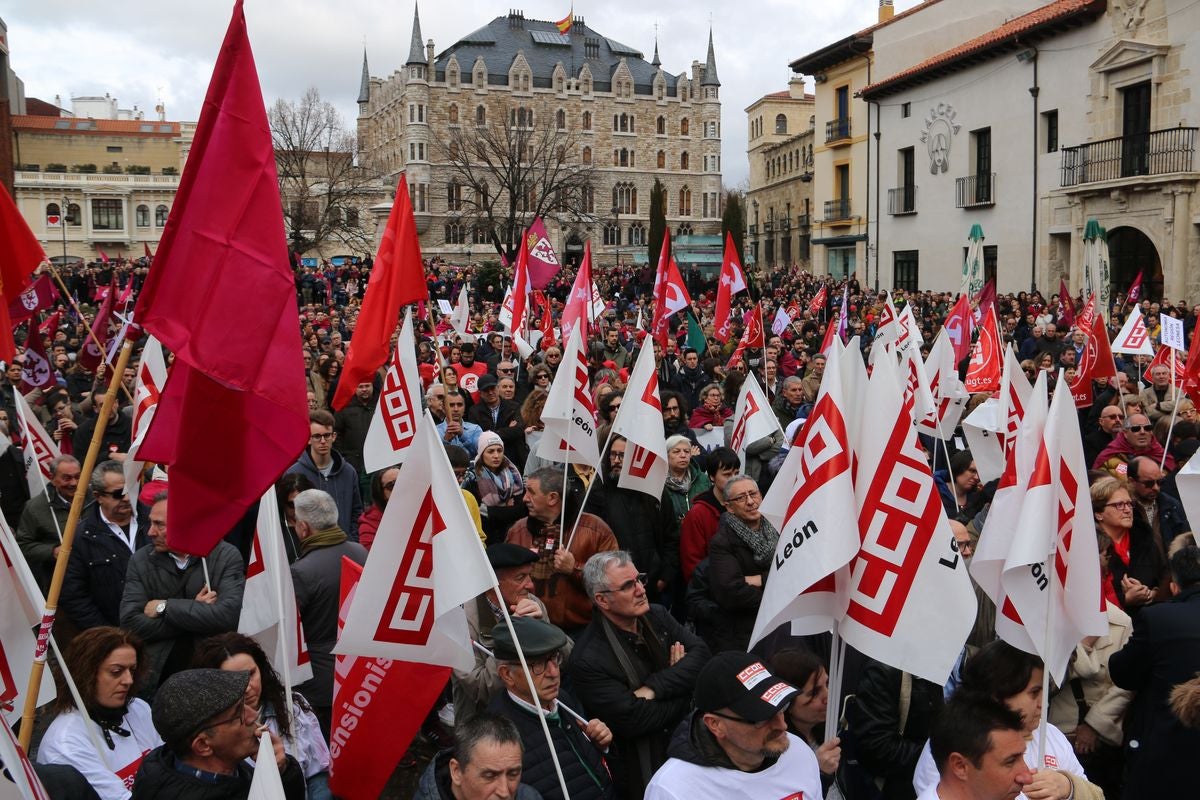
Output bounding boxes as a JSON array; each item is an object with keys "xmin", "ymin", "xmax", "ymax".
[{"xmin": 4, "ymin": 0, "xmax": 920, "ymax": 188}]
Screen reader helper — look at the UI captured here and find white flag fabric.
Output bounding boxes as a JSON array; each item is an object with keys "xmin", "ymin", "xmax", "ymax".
[
  {"xmin": 13, "ymin": 390, "xmax": 60, "ymax": 499},
  {"xmin": 335, "ymin": 412, "xmax": 495, "ymax": 670},
  {"xmin": 900, "ymin": 344, "xmax": 937, "ymax": 430},
  {"xmin": 840, "ymin": 353, "xmax": 977, "ymax": 684},
  {"xmin": 961, "ymin": 399, "xmax": 1005, "ymax": 485},
  {"xmin": 1160, "ymin": 313, "xmax": 1185, "ymax": 352},
  {"xmin": 752, "ymin": 345, "xmax": 858, "ymax": 646},
  {"xmin": 0, "ymin": 522, "xmax": 56, "ymax": 724},
  {"xmin": 1111, "ymin": 308, "xmax": 1155, "ymax": 356},
  {"xmin": 124, "ymin": 336, "xmax": 169, "ymax": 496},
  {"xmin": 729, "ymin": 372, "xmax": 782, "ymax": 470},
  {"xmin": 613, "ymin": 343, "xmax": 668, "ymax": 499},
  {"xmin": 449, "ymin": 286, "xmax": 472, "ymax": 339},
  {"xmin": 239, "ymin": 488, "xmax": 313, "ymax": 685},
  {"xmin": 1177, "ymin": 451, "xmax": 1200, "ymax": 531},
  {"xmin": 897, "ymin": 304, "xmax": 924, "ymax": 355},
  {"xmin": 868, "ymin": 293, "xmax": 901, "ymax": 364},
  {"xmin": 0, "ymin": 720, "xmax": 50, "ymax": 800},
  {"xmin": 1001, "ymin": 377, "xmax": 1107, "ymax": 684},
  {"xmin": 363, "ymin": 310, "xmax": 422, "ymax": 473},
  {"xmin": 537, "ymin": 324, "xmax": 601, "ymax": 468},
  {"xmin": 247, "ymin": 732, "xmax": 286, "ymax": 800},
  {"xmin": 771, "ymin": 307, "xmax": 791, "ymax": 337},
  {"xmin": 917, "ymin": 328, "xmax": 969, "ymax": 441}
]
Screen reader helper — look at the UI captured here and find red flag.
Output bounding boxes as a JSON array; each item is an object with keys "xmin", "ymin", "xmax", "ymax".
[
  {"xmin": 713, "ymin": 232, "xmax": 747, "ymax": 342},
  {"xmin": 78, "ymin": 277, "xmax": 117, "ymax": 373},
  {"xmin": 1058, "ymin": 279, "xmax": 1075, "ymax": 328},
  {"xmin": 1075, "ymin": 294, "xmax": 1096, "ymax": 335},
  {"xmin": 727, "ymin": 302, "xmax": 764, "ymax": 368},
  {"xmin": 1145, "ymin": 344, "xmax": 1187, "ymax": 387},
  {"xmin": 650, "ymin": 231, "xmax": 691, "ymax": 346},
  {"xmin": 1126, "ymin": 270, "xmax": 1144, "ymax": 304},
  {"xmin": 943, "ymin": 294, "xmax": 973, "ymax": 364},
  {"xmin": 144, "ymin": 241, "xmax": 154, "ymax": 260},
  {"xmin": 97, "ymin": 248, "xmax": 110, "ymax": 265},
  {"xmin": 0, "ymin": 183, "xmax": 43, "ymax": 363},
  {"xmin": 534, "ymin": 291, "xmax": 557, "ymax": 350},
  {"xmin": 807, "ymin": 285, "xmax": 827, "ymax": 317},
  {"xmin": 560, "ymin": 243, "xmax": 593, "ymax": 343},
  {"xmin": 964, "ymin": 306, "xmax": 1002, "ymax": 394},
  {"xmin": 334, "ymin": 173, "xmax": 429, "ymax": 409},
  {"xmin": 1181, "ymin": 341, "xmax": 1200, "ymax": 398},
  {"xmin": 19, "ymin": 315, "xmax": 58, "ymax": 393},
  {"xmin": 525, "ymin": 217, "xmax": 562, "ymax": 289},
  {"xmin": 1091, "ymin": 313, "xmax": 1117, "ymax": 384},
  {"xmin": 330, "ymin": 557, "xmax": 449, "ymax": 800},
  {"xmin": 134, "ymin": 0, "xmax": 308, "ymax": 556},
  {"xmin": 7, "ymin": 275, "xmax": 58, "ymax": 326}
]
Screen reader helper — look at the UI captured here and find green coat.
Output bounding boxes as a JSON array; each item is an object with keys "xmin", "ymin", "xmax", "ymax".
[
  {"xmin": 16, "ymin": 490, "xmax": 72, "ymax": 592},
  {"xmin": 663, "ymin": 463, "xmax": 712, "ymax": 523}
]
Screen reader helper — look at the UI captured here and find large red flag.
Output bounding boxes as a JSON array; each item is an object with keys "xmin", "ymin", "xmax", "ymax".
[
  {"xmin": 559, "ymin": 242, "xmax": 593, "ymax": 343},
  {"xmin": 78, "ymin": 277, "xmax": 117, "ymax": 373},
  {"xmin": 943, "ymin": 294, "xmax": 972, "ymax": 364},
  {"xmin": 333, "ymin": 173, "xmax": 429, "ymax": 409},
  {"xmin": 650, "ymin": 231, "xmax": 691, "ymax": 346},
  {"xmin": 713, "ymin": 232, "xmax": 747, "ymax": 342},
  {"xmin": 964, "ymin": 306, "xmax": 1002, "ymax": 394},
  {"xmin": 1058, "ymin": 279, "xmax": 1075, "ymax": 328},
  {"xmin": 525, "ymin": 217, "xmax": 562, "ymax": 289},
  {"xmin": 134, "ymin": 0, "xmax": 308, "ymax": 556},
  {"xmin": 0, "ymin": 183, "xmax": 43, "ymax": 363}
]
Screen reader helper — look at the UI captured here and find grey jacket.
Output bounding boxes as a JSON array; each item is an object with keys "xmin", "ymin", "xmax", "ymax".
[
  {"xmin": 15, "ymin": 490, "xmax": 72, "ymax": 592},
  {"xmin": 119, "ymin": 541, "xmax": 245, "ymax": 693},
  {"xmin": 291, "ymin": 536, "xmax": 368, "ymax": 708}
]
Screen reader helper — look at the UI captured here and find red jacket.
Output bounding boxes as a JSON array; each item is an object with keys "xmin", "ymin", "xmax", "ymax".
[{"xmin": 680, "ymin": 491, "xmax": 724, "ymax": 583}]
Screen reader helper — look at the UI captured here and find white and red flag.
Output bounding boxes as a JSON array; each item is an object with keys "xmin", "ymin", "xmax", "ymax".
[
  {"xmin": 819, "ymin": 290, "xmax": 847, "ymax": 357},
  {"xmin": 1001, "ymin": 376, "xmax": 1107, "ymax": 684},
  {"xmin": 560, "ymin": 243, "xmax": 594, "ymax": 344},
  {"xmin": 917, "ymin": 327, "xmax": 969, "ymax": 441},
  {"xmin": 123, "ymin": 335, "xmax": 169, "ymax": 495},
  {"xmin": 869, "ymin": 293, "xmax": 901, "ymax": 364},
  {"xmin": 1125, "ymin": 270, "xmax": 1144, "ymax": 305},
  {"xmin": 12, "ymin": 389, "xmax": 60, "ymax": 499},
  {"xmin": 900, "ymin": 344, "xmax": 937, "ymax": 430},
  {"xmin": 943, "ymin": 294, "xmax": 973, "ymax": 364},
  {"xmin": 449, "ymin": 286, "xmax": 471, "ymax": 339},
  {"xmin": 612, "ymin": 343, "xmax": 667, "ymax": 498},
  {"xmin": 536, "ymin": 324, "xmax": 600, "ymax": 468},
  {"xmin": 0, "ymin": 517, "xmax": 57, "ymax": 726},
  {"xmin": 239, "ymin": 487, "xmax": 312, "ymax": 686},
  {"xmin": 751, "ymin": 344, "xmax": 858, "ymax": 646},
  {"xmin": 499, "ymin": 241, "xmax": 533, "ymax": 357},
  {"xmin": 713, "ymin": 232, "xmax": 747, "ymax": 342},
  {"xmin": 964, "ymin": 305, "xmax": 1002, "ymax": 394},
  {"xmin": 1112, "ymin": 307, "xmax": 1155, "ymax": 356},
  {"xmin": 841, "ymin": 353, "xmax": 977, "ymax": 683},
  {"xmin": 0, "ymin": 719, "xmax": 50, "ymax": 800},
  {"xmin": 771, "ymin": 306, "xmax": 791, "ymax": 337},
  {"xmin": 1075, "ymin": 294, "xmax": 1097, "ymax": 336},
  {"xmin": 808, "ymin": 285, "xmax": 828, "ymax": 317},
  {"xmin": 650, "ymin": 231, "xmax": 691, "ymax": 346},
  {"xmin": 896, "ymin": 304, "xmax": 923, "ymax": 356},
  {"xmin": 363, "ymin": 309, "xmax": 421, "ymax": 472},
  {"xmin": 729, "ymin": 371, "xmax": 782, "ymax": 470}
]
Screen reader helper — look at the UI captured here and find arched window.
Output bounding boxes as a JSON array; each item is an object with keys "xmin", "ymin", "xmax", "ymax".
[
  {"xmin": 448, "ymin": 104, "xmax": 459, "ymax": 124},
  {"xmin": 680, "ymin": 152, "xmax": 689, "ymax": 170},
  {"xmin": 556, "ymin": 109, "xmax": 566, "ymax": 130},
  {"xmin": 582, "ymin": 111, "xmax": 592, "ymax": 131},
  {"xmin": 677, "ymin": 223, "xmax": 694, "ymax": 236},
  {"xmin": 604, "ymin": 223, "xmax": 621, "ymax": 246},
  {"xmin": 45, "ymin": 203, "xmax": 60, "ymax": 218},
  {"xmin": 613, "ymin": 114, "xmax": 620, "ymax": 132},
  {"xmin": 612, "ymin": 182, "xmax": 636, "ymax": 214},
  {"xmin": 444, "ymin": 222, "xmax": 465, "ymax": 244},
  {"xmin": 619, "ymin": 149, "xmax": 629, "ymax": 167},
  {"xmin": 155, "ymin": 205, "xmax": 169, "ymax": 226},
  {"xmin": 657, "ymin": 150, "xmax": 665, "ymax": 169},
  {"xmin": 619, "ymin": 113, "xmax": 629, "ymax": 133},
  {"xmin": 476, "ymin": 105, "xmax": 486, "ymax": 126},
  {"xmin": 136, "ymin": 204, "xmax": 151, "ymax": 227},
  {"xmin": 629, "ymin": 115, "xmax": 636, "ymax": 133},
  {"xmin": 582, "ymin": 146, "xmax": 592, "ymax": 165},
  {"xmin": 628, "ymin": 222, "xmax": 645, "ymax": 246},
  {"xmin": 67, "ymin": 204, "xmax": 81, "ymax": 226},
  {"xmin": 678, "ymin": 187, "xmax": 692, "ymax": 217},
  {"xmin": 447, "ymin": 180, "xmax": 462, "ymax": 211},
  {"xmin": 680, "ymin": 118, "xmax": 690, "ymax": 136},
  {"xmin": 657, "ymin": 116, "xmax": 666, "ymax": 135}
]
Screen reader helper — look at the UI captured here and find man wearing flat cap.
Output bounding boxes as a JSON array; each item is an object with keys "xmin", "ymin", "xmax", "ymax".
[
  {"xmin": 131, "ymin": 668, "xmax": 307, "ymax": 799},
  {"xmin": 453, "ymin": 543, "xmax": 571, "ymax": 726},
  {"xmin": 467, "ymin": 372, "xmax": 526, "ymax": 466},
  {"xmin": 491, "ymin": 617, "xmax": 615, "ymax": 800},
  {"xmin": 642, "ymin": 651, "xmax": 822, "ymax": 799}
]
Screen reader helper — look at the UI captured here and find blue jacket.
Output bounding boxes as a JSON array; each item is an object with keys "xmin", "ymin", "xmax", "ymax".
[{"xmin": 286, "ymin": 448, "xmax": 364, "ymax": 541}]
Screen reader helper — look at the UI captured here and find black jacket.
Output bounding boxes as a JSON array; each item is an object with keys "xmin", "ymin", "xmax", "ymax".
[
  {"xmin": 1107, "ymin": 515, "xmax": 1170, "ymax": 610},
  {"xmin": 706, "ymin": 514, "xmax": 770, "ymax": 653},
  {"xmin": 846, "ymin": 659, "xmax": 944, "ymax": 800},
  {"xmin": 130, "ymin": 745, "xmax": 306, "ymax": 800},
  {"xmin": 60, "ymin": 503, "xmax": 150, "ymax": 630},
  {"xmin": 1109, "ymin": 585, "xmax": 1200, "ymax": 800},
  {"xmin": 0, "ymin": 444, "xmax": 28, "ymax": 527},
  {"xmin": 333, "ymin": 393, "xmax": 375, "ymax": 474},
  {"xmin": 467, "ymin": 398, "xmax": 528, "ymax": 467},
  {"xmin": 490, "ymin": 689, "xmax": 615, "ymax": 800},
  {"xmin": 568, "ymin": 605, "xmax": 709, "ymax": 798},
  {"xmin": 588, "ymin": 477, "xmax": 679, "ymax": 593}
]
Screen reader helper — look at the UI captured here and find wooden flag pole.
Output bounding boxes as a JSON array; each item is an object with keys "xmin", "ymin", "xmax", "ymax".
[
  {"xmin": 45, "ymin": 265, "xmax": 135, "ymax": 405},
  {"xmin": 18, "ymin": 340, "xmax": 135, "ymax": 750}
]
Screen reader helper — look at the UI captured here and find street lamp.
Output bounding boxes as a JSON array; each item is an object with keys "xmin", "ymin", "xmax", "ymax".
[
  {"xmin": 61, "ymin": 195, "xmax": 70, "ymax": 268},
  {"xmin": 611, "ymin": 204, "xmax": 620, "ymax": 267}
]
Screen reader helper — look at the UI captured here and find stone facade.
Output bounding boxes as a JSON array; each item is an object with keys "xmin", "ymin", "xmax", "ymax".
[{"xmin": 356, "ymin": 7, "xmax": 724, "ymax": 266}]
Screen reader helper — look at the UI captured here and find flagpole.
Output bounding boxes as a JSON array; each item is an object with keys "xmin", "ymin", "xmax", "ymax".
[
  {"xmin": 269, "ymin": 498, "xmax": 297, "ymax": 737},
  {"xmin": 1160, "ymin": 392, "xmax": 1181, "ymax": 473},
  {"xmin": 46, "ymin": 265, "xmax": 135, "ymax": 404},
  {"xmin": 824, "ymin": 624, "xmax": 842, "ymax": 741},
  {"xmin": 18, "ymin": 340, "xmax": 135, "ymax": 750},
  {"xmin": 565, "ymin": 426, "xmax": 616, "ymax": 551}
]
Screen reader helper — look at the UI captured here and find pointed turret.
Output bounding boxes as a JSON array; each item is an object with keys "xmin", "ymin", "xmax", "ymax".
[
  {"xmin": 701, "ymin": 28, "xmax": 720, "ymax": 86},
  {"xmin": 406, "ymin": 3, "xmax": 425, "ymax": 66},
  {"xmin": 651, "ymin": 37, "xmax": 661, "ymax": 68},
  {"xmin": 357, "ymin": 48, "xmax": 371, "ymax": 104}
]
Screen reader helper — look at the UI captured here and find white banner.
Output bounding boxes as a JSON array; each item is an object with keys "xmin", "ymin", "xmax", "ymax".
[
  {"xmin": 613, "ymin": 344, "xmax": 668, "ymax": 499},
  {"xmin": 363, "ymin": 310, "xmax": 421, "ymax": 473}
]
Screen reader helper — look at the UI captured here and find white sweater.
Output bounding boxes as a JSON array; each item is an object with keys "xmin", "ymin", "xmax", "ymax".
[
  {"xmin": 645, "ymin": 732, "xmax": 822, "ymax": 800},
  {"xmin": 37, "ymin": 700, "xmax": 162, "ymax": 800}
]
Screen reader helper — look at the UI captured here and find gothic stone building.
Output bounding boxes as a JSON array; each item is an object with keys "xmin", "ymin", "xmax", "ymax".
[{"xmin": 356, "ymin": 7, "xmax": 724, "ymax": 266}]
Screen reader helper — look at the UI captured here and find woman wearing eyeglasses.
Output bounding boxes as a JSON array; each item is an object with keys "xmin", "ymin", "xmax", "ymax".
[
  {"xmin": 357, "ymin": 466, "xmax": 399, "ymax": 552},
  {"xmin": 706, "ymin": 474, "xmax": 779, "ymax": 652},
  {"xmin": 37, "ymin": 627, "xmax": 162, "ymax": 800},
  {"xmin": 1091, "ymin": 476, "xmax": 1168, "ymax": 610}
]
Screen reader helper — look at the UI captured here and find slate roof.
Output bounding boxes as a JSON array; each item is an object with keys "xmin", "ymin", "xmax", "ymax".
[{"xmin": 433, "ymin": 14, "xmax": 682, "ymax": 91}]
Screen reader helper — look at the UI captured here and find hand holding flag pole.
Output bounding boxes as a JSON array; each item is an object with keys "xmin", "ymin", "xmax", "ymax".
[{"xmin": 19, "ymin": 340, "xmax": 135, "ymax": 750}]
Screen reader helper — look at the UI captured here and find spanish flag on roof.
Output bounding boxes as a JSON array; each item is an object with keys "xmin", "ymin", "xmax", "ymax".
[{"xmin": 555, "ymin": 5, "xmax": 573, "ymax": 34}]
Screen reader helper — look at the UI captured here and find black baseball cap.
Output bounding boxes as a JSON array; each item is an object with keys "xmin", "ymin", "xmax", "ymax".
[{"xmin": 694, "ymin": 651, "xmax": 798, "ymax": 723}]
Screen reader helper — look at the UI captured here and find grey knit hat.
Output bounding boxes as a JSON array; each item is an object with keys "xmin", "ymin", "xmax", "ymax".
[{"xmin": 152, "ymin": 668, "xmax": 251, "ymax": 747}]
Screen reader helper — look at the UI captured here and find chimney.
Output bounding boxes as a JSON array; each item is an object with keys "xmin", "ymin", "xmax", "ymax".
[{"xmin": 879, "ymin": 0, "xmax": 894, "ymax": 23}]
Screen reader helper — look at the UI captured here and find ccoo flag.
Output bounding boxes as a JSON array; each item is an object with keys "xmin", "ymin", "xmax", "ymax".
[{"xmin": 363, "ymin": 310, "xmax": 422, "ymax": 473}]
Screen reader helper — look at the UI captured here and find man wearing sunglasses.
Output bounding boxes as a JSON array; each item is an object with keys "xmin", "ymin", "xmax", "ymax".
[
  {"xmin": 60, "ymin": 460, "xmax": 150, "ymax": 632},
  {"xmin": 1093, "ymin": 413, "xmax": 1176, "ymax": 477},
  {"xmin": 1127, "ymin": 456, "xmax": 1192, "ymax": 551}
]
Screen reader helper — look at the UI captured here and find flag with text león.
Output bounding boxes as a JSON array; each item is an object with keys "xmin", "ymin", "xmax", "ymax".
[
  {"xmin": 964, "ymin": 305, "xmax": 1002, "ymax": 394},
  {"xmin": 613, "ymin": 343, "xmax": 668, "ymax": 499},
  {"xmin": 729, "ymin": 371, "xmax": 781, "ymax": 469},
  {"xmin": 123, "ymin": 336, "xmax": 169, "ymax": 496},
  {"xmin": 752, "ymin": 344, "xmax": 858, "ymax": 646},
  {"xmin": 239, "ymin": 487, "xmax": 312, "ymax": 685},
  {"xmin": 1001, "ymin": 377, "xmax": 1107, "ymax": 684},
  {"xmin": 840, "ymin": 353, "xmax": 977, "ymax": 684},
  {"xmin": 329, "ymin": 557, "xmax": 448, "ymax": 800},
  {"xmin": 363, "ymin": 310, "xmax": 421, "ymax": 473},
  {"xmin": 713, "ymin": 232, "xmax": 747, "ymax": 342},
  {"xmin": 537, "ymin": 324, "xmax": 601, "ymax": 468}
]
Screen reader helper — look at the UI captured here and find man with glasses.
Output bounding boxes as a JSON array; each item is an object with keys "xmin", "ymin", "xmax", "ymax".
[
  {"xmin": 134, "ymin": 668, "xmax": 306, "ymax": 798},
  {"xmin": 491, "ymin": 617, "xmax": 615, "ymax": 799},
  {"xmin": 121, "ymin": 492, "xmax": 245, "ymax": 696},
  {"xmin": 1094, "ymin": 413, "xmax": 1176, "ymax": 477},
  {"xmin": 1127, "ymin": 456, "xmax": 1191, "ymax": 551},
  {"xmin": 454, "ymin": 544, "xmax": 569, "ymax": 726},
  {"xmin": 61, "ymin": 460, "xmax": 149, "ymax": 632},
  {"xmin": 569, "ymin": 551, "xmax": 709, "ymax": 799},
  {"xmin": 643, "ymin": 651, "xmax": 820, "ymax": 799},
  {"xmin": 286, "ymin": 410, "xmax": 364, "ymax": 542}
]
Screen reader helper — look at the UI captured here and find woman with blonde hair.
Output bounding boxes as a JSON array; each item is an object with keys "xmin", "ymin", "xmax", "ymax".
[{"xmin": 1091, "ymin": 476, "xmax": 1169, "ymax": 610}]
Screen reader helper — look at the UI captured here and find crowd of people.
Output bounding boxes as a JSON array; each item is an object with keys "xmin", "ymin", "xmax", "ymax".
[{"xmin": 5, "ymin": 252, "xmax": 1200, "ymax": 800}]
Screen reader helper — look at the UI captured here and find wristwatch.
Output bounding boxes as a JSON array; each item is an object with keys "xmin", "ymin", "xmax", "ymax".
[{"xmin": 155, "ymin": 601, "xmax": 167, "ymax": 616}]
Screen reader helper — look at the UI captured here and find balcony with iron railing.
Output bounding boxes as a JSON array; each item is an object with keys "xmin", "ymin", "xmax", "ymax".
[
  {"xmin": 825, "ymin": 117, "xmax": 851, "ymax": 144},
  {"xmin": 748, "ymin": 224, "xmax": 758, "ymax": 236},
  {"xmin": 888, "ymin": 186, "xmax": 917, "ymax": 215},
  {"xmin": 956, "ymin": 173, "xmax": 995, "ymax": 208},
  {"xmin": 797, "ymin": 213, "xmax": 811, "ymax": 230},
  {"xmin": 1060, "ymin": 127, "xmax": 1197, "ymax": 187},
  {"xmin": 763, "ymin": 220, "xmax": 774, "ymax": 233},
  {"xmin": 824, "ymin": 198, "xmax": 851, "ymax": 221},
  {"xmin": 780, "ymin": 217, "xmax": 791, "ymax": 232}
]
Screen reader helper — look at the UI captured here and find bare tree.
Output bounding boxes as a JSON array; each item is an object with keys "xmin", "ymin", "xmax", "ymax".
[
  {"xmin": 269, "ymin": 87, "xmax": 382, "ymax": 255},
  {"xmin": 438, "ymin": 112, "xmax": 596, "ymax": 263}
]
